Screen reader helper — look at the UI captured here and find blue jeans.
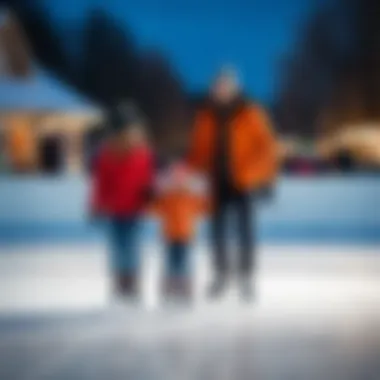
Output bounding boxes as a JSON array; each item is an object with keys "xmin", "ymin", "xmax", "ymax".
[
  {"xmin": 166, "ymin": 242, "xmax": 190, "ymax": 277},
  {"xmin": 109, "ymin": 218, "xmax": 140, "ymax": 275}
]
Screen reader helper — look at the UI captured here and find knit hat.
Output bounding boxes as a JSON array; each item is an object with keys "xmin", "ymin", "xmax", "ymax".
[
  {"xmin": 214, "ymin": 65, "xmax": 241, "ymax": 88},
  {"xmin": 108, "ymin": 101, "xmax": 145, "ymax": 133}
]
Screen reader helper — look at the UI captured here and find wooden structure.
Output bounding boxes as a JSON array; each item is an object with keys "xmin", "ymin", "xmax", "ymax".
[{"xmin": 0, "ymin": 9, "xmax": 101, "ymax": 174}]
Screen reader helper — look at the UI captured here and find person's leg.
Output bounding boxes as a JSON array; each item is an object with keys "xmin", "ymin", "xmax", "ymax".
[
  {"xmin": 235, "ymin": 192, "xmax": 255, "ymax": 275},
  {"xmin": 121, "ymin": 218, "xmax": 141, "ymax": 275},
  {"xmin": 208, "ymin": 189, "xmax": 230, "ymax": 298},
  {"xmin": 211, "ymin": 195, "xmax": 229, "ymax": 276},
  {"xmin": 167, "ymin": 242, "xmax": 189, "ymax": 278},
  {"xmin": 111, "ymin": 218, "xmax": 140, "ymax": 296},
  {"xmin": 235, "ymin": 193, "xmax": 255, "ymax": 276},
  {"xmin": 108, "ymin": 218, "xmax": 127, "ymax": 294},
  {"xmin": 234, "ymin": 191, "xmax": 256, "ymax": 299},
  {"xmin": 164, "ymin": 242, "xmax": 192, "ymax": 299}
]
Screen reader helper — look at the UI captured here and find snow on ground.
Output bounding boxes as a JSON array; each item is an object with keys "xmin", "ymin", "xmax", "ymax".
[{"xmin": 0, "ymin": 244, "xmax": 379, "ymax": 380}]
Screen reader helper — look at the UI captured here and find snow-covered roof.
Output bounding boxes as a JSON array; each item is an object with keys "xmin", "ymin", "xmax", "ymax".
[
  {"xmin": 0, "ymin": 8, "xmax": 97, "ymax": 113},
  {"xmin": 0, "ymin": 69, "xmax": 97, "ymax": 113}
]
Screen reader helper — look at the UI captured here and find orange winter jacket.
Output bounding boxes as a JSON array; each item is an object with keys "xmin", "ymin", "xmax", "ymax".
[
  {"xmin": 189, "ymin": 103, "xmax": 278, "ymax": 190},
  {"xmin": 151, "ymin": 190, "xmax": 207, "ymax": 242}
]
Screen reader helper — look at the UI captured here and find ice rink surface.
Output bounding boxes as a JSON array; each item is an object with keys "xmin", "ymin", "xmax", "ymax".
[{"xmin": 0, "ymin": 243, "xmax": 379, "ymax": 380}]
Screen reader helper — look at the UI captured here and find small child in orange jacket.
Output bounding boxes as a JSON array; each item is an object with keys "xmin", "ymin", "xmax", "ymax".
[{"xmin": 151, "ymin": 162, "xmax": 208, "ymax": 300}]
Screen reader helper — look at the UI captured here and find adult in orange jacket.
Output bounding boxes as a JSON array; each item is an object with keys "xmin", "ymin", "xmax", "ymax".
[{"xmin": 188, "ymin": 69, "xmax": 278, "ymax": 300}]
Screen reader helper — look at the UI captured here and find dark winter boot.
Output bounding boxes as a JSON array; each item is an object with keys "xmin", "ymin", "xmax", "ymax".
[
  {"xmin": 238, "ymin": 274, "xmax": 255, "ymax": 302},
  {"xmin": 115, "ymin": 273, "xmax": 139, "ymax": 299},
  {"xmin": 163, "ymin": 276, "xmax": 193, "ymax": 304},
  {"xmin": 207, "ymin": 274, "xmax": 228, "ymax": 300}
]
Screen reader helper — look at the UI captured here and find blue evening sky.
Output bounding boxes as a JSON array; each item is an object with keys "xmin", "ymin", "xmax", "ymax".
[{"xmin": 39, "ymin": 0, "xmax": 319, "ymax": 103}]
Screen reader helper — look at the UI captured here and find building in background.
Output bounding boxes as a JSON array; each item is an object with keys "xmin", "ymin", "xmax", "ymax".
[
  {"xmin": 0, "ymin": 9, "xmax": 101, "ymax": 174},
  {"xmin": 317, "ymin": 123, "xmax": 380, "ymax": 170}
]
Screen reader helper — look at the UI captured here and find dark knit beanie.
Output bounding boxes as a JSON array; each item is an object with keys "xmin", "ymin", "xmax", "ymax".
[{"xmin": 108, "ymin": 102, "xmax": 145, "ymax": 133}]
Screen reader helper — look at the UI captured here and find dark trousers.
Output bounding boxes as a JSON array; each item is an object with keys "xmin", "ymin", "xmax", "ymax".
[
  {"xmin": 211, "ymin": 185, "xmax": 255, "ymax": 277},
  {"xmin": 166, "ymin": 242, "xmax": 189, "ymax": 277}
]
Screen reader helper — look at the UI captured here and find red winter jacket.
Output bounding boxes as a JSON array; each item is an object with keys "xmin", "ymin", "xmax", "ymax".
[{"xmin": 91, "ymin": 144, "xmax": 154, "ymax": 217}]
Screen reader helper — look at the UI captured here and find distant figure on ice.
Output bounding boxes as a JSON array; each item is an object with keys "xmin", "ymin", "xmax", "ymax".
[
  {"xmin": 189, "ymin": 68, "xmax": 278, "ymax": 300},
  {"xmin": 90, "ymin": 105, "xmax": 154, "ymax": 299},
  {"xmin": 150, "ymin": 162, "xmax": 207, "ymax": 303}
]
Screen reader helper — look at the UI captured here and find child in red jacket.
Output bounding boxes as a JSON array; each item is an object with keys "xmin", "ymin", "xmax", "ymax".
[{"xmin": 91, "ymin": 106, "xmax": 154, "ymax": 298}]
